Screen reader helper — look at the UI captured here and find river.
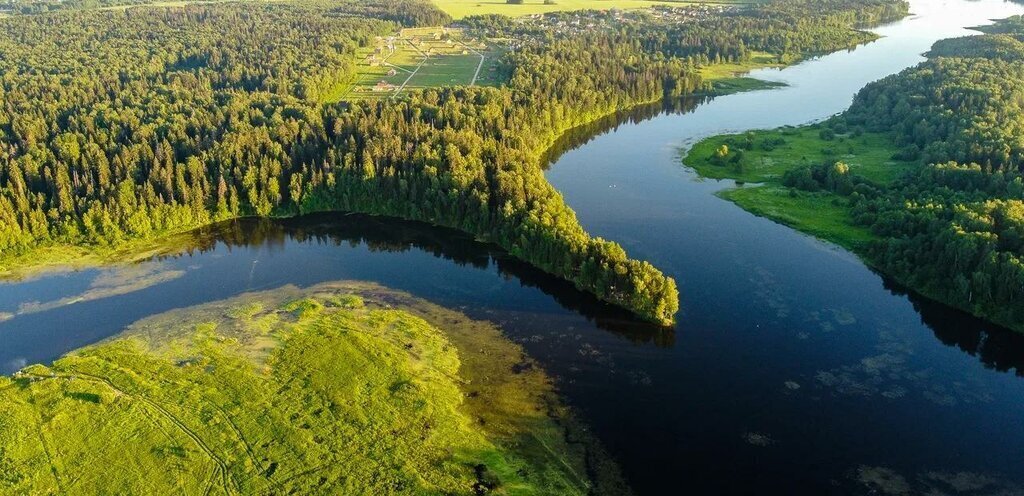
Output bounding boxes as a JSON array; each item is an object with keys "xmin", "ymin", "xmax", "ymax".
[{"xmin": 3, "ymin": 0, "xmax": 1024, "ymax": 493}]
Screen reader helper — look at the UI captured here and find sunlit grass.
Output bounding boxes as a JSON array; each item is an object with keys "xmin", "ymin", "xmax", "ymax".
[
  {"xmin": 0, "ymin": 282, "xmax": 612, "ymax": 494},
  {"xmin": 333, "ymin": 27, "xmax": 506, "ymax": 102},
  {"xmin": 696, "ymin": 51, "xmax": 786, "ymax": 95},
  {"xmin": 721, "ymin": 185, "xmax": 875, "ymax": 250},
  {"xmin": 683, "ymin": 123, "xmax": 918, "ymax": 252},
  {"xmin": 684, "ymin": 124, "xmax": 917, "ymax": 185},
  {"xmin": 0, "ymin": 228, "xmax": 205, "ymax": 283}
]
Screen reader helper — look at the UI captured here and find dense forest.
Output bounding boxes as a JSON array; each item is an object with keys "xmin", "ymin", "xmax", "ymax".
[
  {"xmin": 636, "ymin": 0, "xmax": 907, "ymax": 64},
  {"xmin": 0, "ymin": 0, "xmax": 907, "ymax": 324},
  {"xmin": 780, "ymin": 20, "xmax": 1024, "ymax": 331}
]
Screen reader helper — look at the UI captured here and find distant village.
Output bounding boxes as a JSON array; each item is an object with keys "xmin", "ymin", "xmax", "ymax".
[
  {"xmin": 354, "ymin": 4, "xmax": 743, "ymax": 96},
  {"xmin": 525, "ymin": 4, "xmax": 735, "ymax": 32},
  {"xmin": 503, "ymin": 4, "xmax": 741, "ymax": 50}
]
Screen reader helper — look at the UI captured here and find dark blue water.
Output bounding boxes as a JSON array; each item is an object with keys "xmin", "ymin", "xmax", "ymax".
[{"xmin": 4, "ymin": 1, "xmax": 1024, "ymax": 493}]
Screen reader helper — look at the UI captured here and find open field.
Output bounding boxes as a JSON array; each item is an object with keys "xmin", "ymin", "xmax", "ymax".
[
  {"xmin": 0, "ymin": 282, "xmax": 606, "ymax": 494},
  {"xmin": 684, "ymin": 122, "xmax": 919, "ymax": 251},
  {"xmin": 720, "ymin": 185, "xmax": 875, "ymax": 250},
  {"xmin": 684, "ymin": 123, "xmax": 917, "ymax": 185},
  {"xmin": 333, "ymin": 27, "xmax": 506, "ymax": 102},
  {"xmin": 698, "ymin": 51, "xmax": 785, "ymax": 95},
  {"xmin": 432, "ymin": 0, "xmax": 755, "ymax": 19}
]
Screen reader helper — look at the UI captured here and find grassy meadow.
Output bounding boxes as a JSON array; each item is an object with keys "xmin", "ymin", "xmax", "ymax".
[
  {"xmin": 334, "ymin": 27, "xmax": 506, "ymax": 102},
  {"xmin": 720, "ymin": 186, "xmax": 875, "ymax": 250},
  {"xmin": 685, "ymin": 124, "xmax": 915, "ymax": 184},
  {"xmin": 684, "ymin": 122, "xmax": 917, "ymax": 251},
  {"xmin": 697, "ymin": 51, "xmax": 786, "ymax": 95},
  {"xmin": 0, "ymin": 282, "xmax": 617, "ymax": 494}
]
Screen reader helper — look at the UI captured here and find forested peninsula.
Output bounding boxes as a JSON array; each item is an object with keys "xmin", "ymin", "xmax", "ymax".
[
  {"xmin": 0, "ymin": 0, "xmax": 908, "ymax": 325},
  {"xmin": 686, "ymin": 17, "xmax": 1024, "ymax": 332}
]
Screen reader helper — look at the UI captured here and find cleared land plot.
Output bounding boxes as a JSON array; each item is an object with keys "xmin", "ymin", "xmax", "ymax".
[
  {"xmin": 432, "ymin": 0, "xmax": 756, "ymax": 19},
  {"xmin": 405, "ymin": 53, "xmax": 482, "ymax": 88},
  {"xmin": 337, "ymin": 27, "xmax": 506, "ymax": 102}
]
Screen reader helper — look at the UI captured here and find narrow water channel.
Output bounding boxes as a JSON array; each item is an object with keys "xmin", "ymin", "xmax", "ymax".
[{"xmin": 3, "ymin": 0, "xmax": 1024, "ymax": 493}]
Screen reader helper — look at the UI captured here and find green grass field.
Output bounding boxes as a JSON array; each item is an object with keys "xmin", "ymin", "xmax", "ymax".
[
  {"xmin": 707, "ymin": 76, "xmax": 785, "ymax": 95},
  {"xmin": 0, "ymin": 282, "xmax": 606, "ymax": 494},
  {"xmin": 432, "ymin": 0, "xmax": 753, "ymax": 19},
  {"xmin": 684, "ymin": 124, "xmax": 916, "ymax": 185},
  {"xmin": 697, "ymin": 51, "xmax": 785, "ymax": 95},
  {"xmin": 684, "ymin": 123, "xmax": 918, "ymax": 251},
  {"xmin": 721, "ymin": 186, "xmax": 875, "ymax": 250},
  {"xmin": 335, "ymin": 28, "xmax": 506, "ymax": 102},
  {"xmin": 698, "ymin": 51, "xmax": 781, "ymax": 82}
]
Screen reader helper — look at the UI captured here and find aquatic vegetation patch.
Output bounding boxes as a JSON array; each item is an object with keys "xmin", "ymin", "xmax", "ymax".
[
  {"xmin": 857, "ymin": 466, "xmax": 912, "ymax": 495},
  {"xmin": 0, "ymin": 282, "xmax": 616, "ymax": 494},
  {"xmin": 742, "ymin": 432, "xmax": 775, "ymax": 447},
  {"xmin": 854, "ymin": 466, "xmax": 1022, "ymax": 495},
  {"xmin": 813, "ymin": 326, "xmax": 994, "ymax": 406}
]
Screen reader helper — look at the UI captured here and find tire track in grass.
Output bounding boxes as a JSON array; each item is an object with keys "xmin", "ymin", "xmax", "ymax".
[
  {"xmin": 27, "ymin": 386, "xmax": 65, "ymax": 494},
  {"xmin": 395, "ymin": 36, "xmax": 430, "ymax": 97},
  {"xmin": 27, "ymin": 371, "xmax": 242, "ymax": 495}
]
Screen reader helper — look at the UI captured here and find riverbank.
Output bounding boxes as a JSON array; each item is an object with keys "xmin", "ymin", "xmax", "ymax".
[
  {"xmin": 0, "ymin": 282, "xmax": 626, "ymax": 494},
  {"xmin": 0, "ymin": 228, "xmax": 210, "ymax": 282},
  {"xmin": 683, "ymin": 122, "xmax": 915, "ymax": 250},
  {"xmin": 0, "ymin": 47, "xmax": 842, "ymax": 285},
  {"xmin": 697, "ymin": 51, "xmax": 788, "ymax": 96},
  {"xmin": 683, "ymin": 119, "xmax": 1024, "ymax": 334},
  {"xmin": 0, "ymin": 0, "xmax": 914, "ymax": 328}
]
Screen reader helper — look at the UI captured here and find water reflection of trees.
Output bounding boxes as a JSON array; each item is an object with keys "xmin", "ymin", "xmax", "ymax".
[
  {"xmin": 541, "ymin": 96, "xmax": 707, "ymax": 168},
  {"xmin": 170, "ymin": 213, "xmax": 675, "ymax": 347},
  {"xmin": 154, "ymin": 92, "xmax": 1024, "ymax": 370},
  {"xmin": 883, "ymin": 278, "xmax": 1024, "ymax": 377}
]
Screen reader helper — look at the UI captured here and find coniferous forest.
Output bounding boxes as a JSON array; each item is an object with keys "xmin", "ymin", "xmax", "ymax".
[
  {"xmin": 840, "ymin": 22, "xmax": 1024, "ymax": 331},
  {"xmin": 0, "ymin": 0, "xmax": 908, "ymax": 324},
  {"xmin": 12, "ymin": 1, "xmax": 1024, "ymax": 494},
  {"xmin": 737, "ymin": 17, "xmax": 1024, "ymax": 331}
]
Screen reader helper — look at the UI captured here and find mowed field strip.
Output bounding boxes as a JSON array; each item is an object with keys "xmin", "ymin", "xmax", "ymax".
[{"xmin": 335, "ymin": 27, "xmax": 506, "ymax": 102}]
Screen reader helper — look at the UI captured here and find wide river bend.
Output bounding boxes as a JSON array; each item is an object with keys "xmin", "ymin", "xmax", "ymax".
[{"xmin": 4, "ymin": 0, "xmax": 1024, "ymax": 492}]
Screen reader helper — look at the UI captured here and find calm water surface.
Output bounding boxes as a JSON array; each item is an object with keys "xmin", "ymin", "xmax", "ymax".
[{"xmin": 4, "ymin": 1, "xmax": 1024, "ymax": 493}]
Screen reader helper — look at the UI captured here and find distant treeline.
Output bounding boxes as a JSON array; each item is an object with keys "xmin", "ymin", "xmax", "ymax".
[
  {"xmin": 0, "ymin": 0, "xmax": 907, "ymax": 324},
  {"xmin": 0, "ymin": 0, "xmax": 452, "ymax": 22},
  {"xmin": 783, "ymin": 19, "xmax": 1024, "ymax": 331},
  {"xmin": 639, "ymin": 0, "xmax": 908, "ymax": 64}
]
